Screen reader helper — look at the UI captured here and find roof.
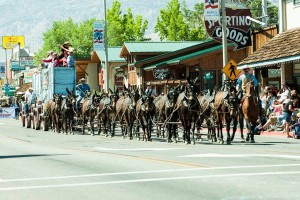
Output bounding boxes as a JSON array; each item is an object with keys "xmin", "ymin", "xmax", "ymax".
[
  {"xmin": 130, "ymin": 39, "xmax": 215, "ymax": 68},
  {"xmin": 238, "ymin": 27, "xmax": 300, "ymax": 69},
  {"xmin": 96, "ymin": 47, "xmax": 126, "ymax": 62},
  {"xmin": 144, "ymin": 44, "xmax": 234, "ymax": 70},
  {"xmin": 120, "ymin": 41, "xmax": 204, "ymax": 57},
  {"xmin": 15, "ymin": 82, "xmax": 32, "ymax": 93}
]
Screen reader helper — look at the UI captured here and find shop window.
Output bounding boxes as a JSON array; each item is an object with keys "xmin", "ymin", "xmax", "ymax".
[
  {"xmin": 203, "ymin": 70, "xmax": 216, "ymax": 90},
  {"xmin": 294, "ymin": 0, "xmax": 300, "ymax": 5},
  {"xmin": 293, "ymin": 63, "xmax": 300, "ymax": 74}
]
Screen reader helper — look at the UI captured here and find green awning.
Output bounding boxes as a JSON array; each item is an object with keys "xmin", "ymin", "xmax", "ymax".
[{"xmin": 144, "ymin": 44, "xmax": 233, "ymax": 70}]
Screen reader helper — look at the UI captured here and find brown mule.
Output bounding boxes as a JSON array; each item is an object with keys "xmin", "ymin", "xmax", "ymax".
[{"xmin": 241, "ymin": 81, "xmax": 260, "ymax": 143}]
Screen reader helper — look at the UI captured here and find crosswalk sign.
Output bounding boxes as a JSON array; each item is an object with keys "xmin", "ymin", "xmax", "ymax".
[{"xmin": 222, "ymin": 59, "xmax": 241, "ymax": 80}]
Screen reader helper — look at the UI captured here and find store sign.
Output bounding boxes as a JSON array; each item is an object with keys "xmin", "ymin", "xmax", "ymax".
[
  {"xmin": 24, "ymin": 71, "xmax": 34, "ymax": 83},
  {"xmin": 20, "ymin": 57, "xmax": 34, "ymax": 66},
  {"xmin": 204, "ymin": 1, "xmax": 252, "ymax": 50},
  {"xmin": 153, "ymin": 69, "xmax": 173, "ymax": 80},
  {"xmin": 2, "ymin": 35, "xmax": 25, "ymax": 49},
  {"xmin": 11, "ymin": 62, "xmax": 25, "ymax": 71}
]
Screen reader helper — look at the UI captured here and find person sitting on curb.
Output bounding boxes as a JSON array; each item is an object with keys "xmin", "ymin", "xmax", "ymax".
[{"xmin": 291, "ymin": 113, "xmax": 300, "ymax": 139}]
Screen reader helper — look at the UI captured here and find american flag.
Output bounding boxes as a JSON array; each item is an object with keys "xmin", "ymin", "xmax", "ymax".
[{"xmin": 205, "ymin": 0, "xmax": 219, "ymax": 9}]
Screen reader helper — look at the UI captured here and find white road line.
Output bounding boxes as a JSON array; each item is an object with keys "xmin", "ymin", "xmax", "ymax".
[
  {"xmin": 1, "ymin": 163, "xmax": 300, "ymax": 183},
  {"xmin": 1, "ymin": 171, "xmax": 300, "ymax": 191},
  {"xmin": 93, "ymin": 147, "xmax": 185, "ymax": 151},
  {"xmin": 179, "ymin": 153, "xmax": 300, "ymax": 159}
]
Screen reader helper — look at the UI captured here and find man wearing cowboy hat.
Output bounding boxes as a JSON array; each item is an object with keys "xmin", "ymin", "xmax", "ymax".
[
  {"xmin": 75, "ymin": 78, "xmax": 90, "ymax": 110},
  {"xmin": 24, "ymin": 87, "xmax": 34, "ymax": 115},
  {"xmin": 236, "ymin": 67, "xmax": 262, "ymax": 117}
]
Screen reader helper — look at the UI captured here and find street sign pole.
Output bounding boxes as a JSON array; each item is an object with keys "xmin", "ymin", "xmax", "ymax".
[
  {"xmin": 5, "ymin": 47, "xmax": 8, "ymax": 84},
  {"xmin": 104, "ymin": 0, "xmax": 109, "ymax": 92},
  {"xmin": 221, "ymin": 0, "xmax": 228, "ymax": 84}
]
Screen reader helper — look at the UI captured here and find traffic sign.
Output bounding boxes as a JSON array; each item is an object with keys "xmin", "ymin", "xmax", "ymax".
[{"xmin": 222, "ymin": 59, "xmax": 241, "ymax": 81}]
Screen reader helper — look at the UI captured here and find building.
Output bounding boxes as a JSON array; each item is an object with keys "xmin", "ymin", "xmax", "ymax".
[{"xmin": 237, "ymin": 0, "xmax": 300, "ymax": 91}]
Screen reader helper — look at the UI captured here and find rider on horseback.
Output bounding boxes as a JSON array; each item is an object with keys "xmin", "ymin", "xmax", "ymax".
[
  {"xmin": 236, "ymin": 67, "xmax": 262, "ymax": 117},
  {"xmin": 75, "ymin": 78, "xmax": 90, "ymax": 111}
]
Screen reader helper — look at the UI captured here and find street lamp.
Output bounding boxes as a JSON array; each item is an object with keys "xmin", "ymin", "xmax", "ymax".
[
  {"xmin": 0, "ymin": 45, "xmax": 9, "ymax": 84},
  {"xmin": 103, "ymin": 0, "xmax": 109, "ymax": 92}
]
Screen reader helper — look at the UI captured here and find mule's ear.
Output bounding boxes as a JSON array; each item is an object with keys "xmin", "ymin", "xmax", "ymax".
[
  {"xmin": 116, "ymin": 88, "xmax": 119, "ymax": 94},
  {"xmin": 109, "ymin": 88, "xmax": 113, "ymax": 94},
  {"xmin": 139, "ymin": 89, "xmax": 144, "ymax": 95},
  {"xmin": 66, "ymin": 88, "xmax": 71, "ymax": 95}
]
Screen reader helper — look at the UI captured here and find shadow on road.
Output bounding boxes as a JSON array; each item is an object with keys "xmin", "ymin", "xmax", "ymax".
[{"xmin": 0, "ymin": 154, "xmax": 68, "ymax": 159}]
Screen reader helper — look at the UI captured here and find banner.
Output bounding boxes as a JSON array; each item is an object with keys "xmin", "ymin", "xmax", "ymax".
[
  {"xmin": 204, "ymin": 0, "xmax": 220, "ymax": 21},
  {"xmin": 2, "ymin": 35, "xmax": 25, "ymax": 49},
  {"xmin": 0, "ymin": 62, "xmax": 5, "ymax": 78},
  {"xmin": 93, "ymin": 22, "xmax": 104, "ymax": 51},
  {"xmin": 0, "ymin": 107, "xmax": 15, "ymax": 119}
]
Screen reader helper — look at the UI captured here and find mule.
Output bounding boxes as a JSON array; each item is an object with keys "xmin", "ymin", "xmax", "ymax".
[
  {"xmin": 241, "ymin": 81, "xmax": 260, "ymax": 143},
  {"xmin": 136, "ymin": 89, "xmax": 156, "ymax": 141},
  {"xmin": 82, "ymin": 91, "xmax": 101, "ymax": 136}
]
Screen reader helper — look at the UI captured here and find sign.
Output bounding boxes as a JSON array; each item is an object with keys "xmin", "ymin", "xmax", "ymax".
[
  {"xmin": 93, "ymin": 22, "xmax": 104, "ymax": 51},
  {"xmin": 153, "ymin": 69, "xmax": 173, "ymax": 80},
  {"xmin": 20, "ymin": 57, "xmax": 34, "ymax": 66},
  {"xmin": 24, "ymin": 71, "xmax": 34, "ymax": 83},
  {"xmin": 2, "ymin": 35, "xmax": 25, "ymax": 49},
  {"xmin": 11, "ymin": 61, "xmax": 25, "ymax": 71},
  {"xmin": 222, "ymin": 59, "xmax": 241, "ymax": 80},
  {"xmin": 0, "ymin": 107, "xmax": 15, "ymax": 119},
  {"xmin": 0, "ymin": 62, "xmax": 5, "ymax": 78},
  {"xmin": 204, "ymin": 1, "xmax": 252, "ymax": 50},
  {"xmin": 204, "ymin": 0, "xmax": 220, "ymax": 21}
]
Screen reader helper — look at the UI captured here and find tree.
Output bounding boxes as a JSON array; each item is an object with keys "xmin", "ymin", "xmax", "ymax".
[
  {"xmin": 107, "ymin": 1, "xmax": 148, "ymax": 46},
  {"xmin": 155, "ymin": 0, "xmax": 208, "ymax": 41},
  {"xmin": 34, "ymin": 19, "xmax": 95, "ymax": 64},
  {"xmin": 246, "ymin": 0, "xmax": 278, "ymax": 30}
]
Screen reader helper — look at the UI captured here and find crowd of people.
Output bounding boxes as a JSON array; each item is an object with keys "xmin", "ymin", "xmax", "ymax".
[
  {"xmin": 42, "ymin": 41, "xmax": 75, "ymax": 68},
  {"xmin": 256, "ymin": 84, "xmax": 300, "ymax": 139}
]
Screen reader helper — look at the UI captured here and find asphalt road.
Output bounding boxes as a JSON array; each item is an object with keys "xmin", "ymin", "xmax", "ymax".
[{"xmin": 1, "ymin": 118, "xmax": 300, "ymax": 200}]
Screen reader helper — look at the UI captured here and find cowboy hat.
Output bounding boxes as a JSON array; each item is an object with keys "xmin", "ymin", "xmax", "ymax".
[
  {"xmin": 28, "ymin": 87, "xmax": 33, "ymax": 91},
  {"xmin": 80, "ymin": 78, "xmax": 86, "ymax": 82},
  {"xmin": 63, "ymin": 41, "xmax": 70, "ymax": 45}
]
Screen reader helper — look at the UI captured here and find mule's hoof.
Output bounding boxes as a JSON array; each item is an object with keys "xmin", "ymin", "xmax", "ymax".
[
  {"xmin": 241, "ymin": 140, "xmax": 245, "ymax": 143},
  {"xmin": 251, "ymin": 140, "xmax": 255, "ymax": 143},
  {"xmin": 122, "ymin": 136, "xmax": 125, "ymax": 139},
  {"xmin": 192, "ymin": 141, "xmax": 195, "ymax": 145},
  {"xmin": 226, "ymin": 140, "xmax": 231, "ymax": 145}
]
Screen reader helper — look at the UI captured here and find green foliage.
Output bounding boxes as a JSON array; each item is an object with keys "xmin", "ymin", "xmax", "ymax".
[
  {"xmin": 107, "ymin": 1, "xmax": 148, "ymax": 46},
  {"xmin": 34, "ymin": 18, "xmax": 95, "ymax": 64},
  {"xmin": 246, "ymin": 0, "xmax": 278, "ymax": 30},
  {"xmin": 155, "ymin": 0, "xmax": 208, "ymax": 41}
]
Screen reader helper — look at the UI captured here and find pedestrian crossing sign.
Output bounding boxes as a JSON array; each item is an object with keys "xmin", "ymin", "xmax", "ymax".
[{"xmin": 222, "ymin": 59, "xmax": 241, "ymax": 80}]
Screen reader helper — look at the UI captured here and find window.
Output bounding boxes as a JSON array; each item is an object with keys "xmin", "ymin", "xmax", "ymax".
[
  {"xmin": 203, "ymin": 70, "xmax": 216, "ymax": 90},
  {"xmin": 294, "ymin": 0, "xmax": 300, "ymax": 5}
]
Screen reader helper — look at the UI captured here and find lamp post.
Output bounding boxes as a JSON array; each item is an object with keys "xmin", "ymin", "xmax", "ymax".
[
  {"xmin": 104, "ymin": 0, "xmax": 109, "ymax": 91},
  {"xmin": 221, "ymin": 0, "xmax": 228, "ymax": 84},
  {"xmin": 1, "ymin": 45, "xmax": 9, "ymax": 84}
]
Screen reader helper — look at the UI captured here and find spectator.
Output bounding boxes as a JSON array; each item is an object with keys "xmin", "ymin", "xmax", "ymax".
[
  {"xmin": 67, "ymin": 49, "xmax": 75, "ymax": 67},
  {"xmin": 59, "ymin": 53, "xmax": 68, "ymax": 67},
  {"xmin": 43, "ymin": 53, "xmax": 60, "ymax": 67},
  {"xmin": 291, "ymin": 112, "xmax": 300, "ymax": 139},
  {"xmin": 59, "ymin": 41, "xmax": 72, "ymax": 59}
]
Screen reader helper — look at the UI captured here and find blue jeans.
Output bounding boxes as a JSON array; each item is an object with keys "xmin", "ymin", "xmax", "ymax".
[
  {"xmin": 24, "ymin": 103, "xmax": 29, "ymax": 114},
  {"xmin": 278, "ymin": 112, "xmax": 292, "ymax": 124},
  {"xmin": 295, "ymin": 126, "xmax": 300, "ymax": 136},
  {"xmin": 76, "ymin": 96, "xmax": 83, "ymax": 111}
]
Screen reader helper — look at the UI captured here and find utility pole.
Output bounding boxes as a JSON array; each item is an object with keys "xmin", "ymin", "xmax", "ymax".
[
  {"xmin": 5, "ymin": 47, "xmax": 8, "ymax": 84},
  {"xmin": 104, "ymin": 0, "xmax": 109, "ymax": 92},
  {"xmin": 278, "ymin": 0, "xmax": 285, "ymax": 86},
  {"xmin": 221, "ymin": 0, "xmax": 228, "ymax": 84},
  {"xmin": 262, "ymin": 0, "xmax": 268, "ymax": 28}
]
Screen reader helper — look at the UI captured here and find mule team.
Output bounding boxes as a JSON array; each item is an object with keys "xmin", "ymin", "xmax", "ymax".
[{"xmin": 21, "ymin": 75, "xmax": 260, "ymax": 145}]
